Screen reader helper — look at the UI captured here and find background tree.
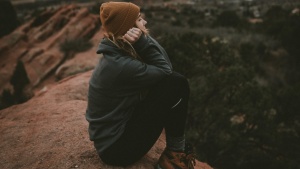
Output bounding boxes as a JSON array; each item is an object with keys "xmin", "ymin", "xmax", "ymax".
[{"xmin": 0, "ymin": 0, "xmax": 20, "ymax": 38}]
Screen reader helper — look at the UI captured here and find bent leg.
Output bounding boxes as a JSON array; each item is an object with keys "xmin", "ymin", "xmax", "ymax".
[{"xmin": 100, "ymin": 72, "xmax": 190, "ymax": 166}]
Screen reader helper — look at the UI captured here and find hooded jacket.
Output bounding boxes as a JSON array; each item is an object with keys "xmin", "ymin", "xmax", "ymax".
[{"xmin": 86, "ymin": 34, "xmax": 173, "ymax": 153}]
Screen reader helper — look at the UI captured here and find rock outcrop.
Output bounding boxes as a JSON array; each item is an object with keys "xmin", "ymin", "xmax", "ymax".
[
  {"xmin": 0, "ymin": 71, "xmax": 213, "ymax": 169},
  {"xmin": 0, "ymin": 4, "xmax": 102, "ymax": 109}
]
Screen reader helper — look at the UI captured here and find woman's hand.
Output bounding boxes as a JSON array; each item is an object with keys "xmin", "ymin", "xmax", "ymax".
[{"xmin": 123, "ymin": 27, "xmax": 142, "ymax": 44}]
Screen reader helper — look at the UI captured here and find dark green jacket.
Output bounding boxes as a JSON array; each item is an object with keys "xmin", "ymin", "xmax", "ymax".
[{"xmin": 86, "ymin": 35, "xmax": 172, "ymax": 154}]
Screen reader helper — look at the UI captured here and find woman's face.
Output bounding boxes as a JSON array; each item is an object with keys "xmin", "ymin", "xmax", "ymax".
[{"xmin": 135, "ymin": 13, "xmax": 147, "ymax": 30}]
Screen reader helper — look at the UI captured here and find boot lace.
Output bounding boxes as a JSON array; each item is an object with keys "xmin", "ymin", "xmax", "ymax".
[
  {"xmin": 179, "ymin": 153, "xmax": 196, "ymax": 169},
  {"xmin": 185, "ymin": 153, "xmax": 196, "ymax": 169},
  {"xmin": 184, "ymin": 142, "xmax": 196, "ymax": 169}
]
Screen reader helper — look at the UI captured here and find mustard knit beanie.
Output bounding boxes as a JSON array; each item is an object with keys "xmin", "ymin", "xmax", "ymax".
[{"xmin": 100, "ymin": 2, "xmax": 140, "ymax": 37}]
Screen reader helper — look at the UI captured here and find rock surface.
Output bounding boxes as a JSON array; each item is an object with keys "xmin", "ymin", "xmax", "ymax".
[
  {"xmin": 0, "ymin": 4, "xmax": 101, "ymax": 109},
  {"xmin": 0, "ymin": 71, "xmax": 213, "ymax": 169}
]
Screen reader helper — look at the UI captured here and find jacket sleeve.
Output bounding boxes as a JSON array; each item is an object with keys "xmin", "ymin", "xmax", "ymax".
[
  {"xmin": 133, "ymin": 35, "xmax": 172, "ymax": 69},
  {"xmin": 118, "ymin": 35, "xmax": 172, "ymax": 89}
]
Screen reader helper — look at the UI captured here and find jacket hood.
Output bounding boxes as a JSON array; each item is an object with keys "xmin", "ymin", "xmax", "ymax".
[{"xmin": 96, "ymin": 38, "xmax": 122, "ymax": 55}]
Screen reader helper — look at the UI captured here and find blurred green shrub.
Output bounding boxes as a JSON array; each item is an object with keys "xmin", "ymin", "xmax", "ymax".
[
  {"xmin": 258, "ymin": 5, "xmax": 300, "ymax": 84},
  {"xmin": 213, "ymin": 10, "xmax": 244, "ymax": 29},
  {"xmin": 158, "ymin": 31, "xmax": 300, "ymax": 169},
  {"xmin": 144, "ymin": 2, "xmax": 300, "ymax": 168}
]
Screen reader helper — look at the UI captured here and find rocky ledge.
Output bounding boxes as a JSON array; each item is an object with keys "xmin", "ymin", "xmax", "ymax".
[{"xmin": 0, "ymin": 71, "xmax": 213, "ymax": 169}]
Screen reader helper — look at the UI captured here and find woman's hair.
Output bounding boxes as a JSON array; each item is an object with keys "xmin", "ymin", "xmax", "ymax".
[{"xmin": 104, "ymin": 28, "xmax": 149, "ymax": 62}]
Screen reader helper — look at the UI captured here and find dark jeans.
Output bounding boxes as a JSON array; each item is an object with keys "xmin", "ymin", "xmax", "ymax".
[{"xmin": 100, "ymin": 72, "xmax": 190, "ymax": 167}]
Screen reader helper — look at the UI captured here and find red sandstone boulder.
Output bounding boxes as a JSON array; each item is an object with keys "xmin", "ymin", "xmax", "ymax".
[
  {"xmin": 0, "ymin": 71, "xmax": 213, "ymax": 169},
  {"xmin": 0, "ymin": 4, "xmax": 101, "ymax": 109}
]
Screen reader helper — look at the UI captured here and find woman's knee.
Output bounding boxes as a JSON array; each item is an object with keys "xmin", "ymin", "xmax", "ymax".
[
  {"xmin": 169, "ymin": 72, "xmax": 190, "ymax": 94},
  {"xmin": 148, "ymin": 72, "xmax": 190, "ymax": 100}
]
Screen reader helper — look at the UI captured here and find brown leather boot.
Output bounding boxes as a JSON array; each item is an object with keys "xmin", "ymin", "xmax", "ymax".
[{"xmin": 156, "ymin": 149, "xmax": 196, "ymax": 169}]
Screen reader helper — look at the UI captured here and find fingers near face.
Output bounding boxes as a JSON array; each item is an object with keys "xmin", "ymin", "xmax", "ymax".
[
  {"xmin": 131, "ymin": 28, "xmax": 142, "ymax": 36},
  {"xmin": 124, "ymin": 28, "xmax": 142, "ymax": 43}
]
